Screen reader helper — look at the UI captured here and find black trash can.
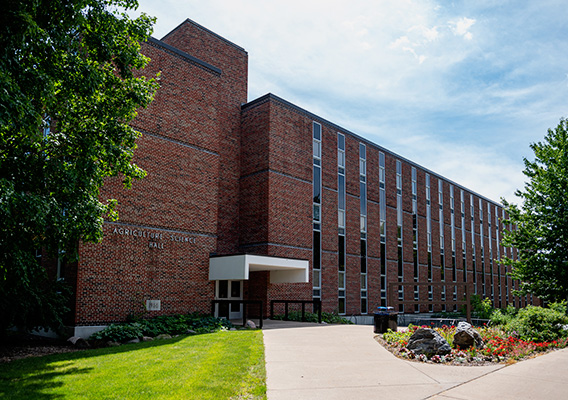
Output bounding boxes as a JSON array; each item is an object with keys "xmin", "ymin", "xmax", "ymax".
[{"xmin": 373, "ymin": 307, "xmax": 398, "ymax": 334}]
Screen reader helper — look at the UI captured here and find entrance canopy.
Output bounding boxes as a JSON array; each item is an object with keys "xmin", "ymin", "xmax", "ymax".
[{"xmin": 209, "ymin": 254, "xmax": 309, "ymax": 283}]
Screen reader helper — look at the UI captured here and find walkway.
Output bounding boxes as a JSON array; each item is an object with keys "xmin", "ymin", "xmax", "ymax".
[{"xmin": 262, "ymin": 320, "xmax": 568, "ymax": 400}]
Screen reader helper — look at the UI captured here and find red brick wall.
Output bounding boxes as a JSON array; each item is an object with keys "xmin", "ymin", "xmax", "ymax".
[
  {"xmin": 74, "ymin": 20, "xmax": 249, "ymax": 325},
  {"xmin": 77, "ymin": 224, "xmax": 215, "ymax": 324},
  {"xmin": 161, "ymin": 20, "xmax": 248, "ymax": 255}
]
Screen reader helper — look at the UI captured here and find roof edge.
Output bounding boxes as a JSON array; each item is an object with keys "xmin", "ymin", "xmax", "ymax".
[
  {"xmin": 146, "ymin": 36, "xmax": 222, "ymax": 75},
  {"xmin": 242, "ymin": 93, "xmax": 503, "ymax": 206},
  {"xmin": 161, "ymin": 18, "xmax": 247, "ymax": 54}
]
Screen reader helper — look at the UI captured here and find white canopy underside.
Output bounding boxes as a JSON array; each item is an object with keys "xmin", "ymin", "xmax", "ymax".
[{"xmin": 209, "ymin": 254, "xmax": 309, "ymax": 283}]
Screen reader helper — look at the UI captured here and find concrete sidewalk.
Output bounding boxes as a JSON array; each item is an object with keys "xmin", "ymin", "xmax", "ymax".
[{"xmin": 263, "ymin": 321, "xmax": 568, "ymax": 400}]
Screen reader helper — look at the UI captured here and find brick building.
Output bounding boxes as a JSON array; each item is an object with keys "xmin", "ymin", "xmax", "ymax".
[{"xmin": 67, "ymin": 19, "xmax": 536, "ymax": 336}]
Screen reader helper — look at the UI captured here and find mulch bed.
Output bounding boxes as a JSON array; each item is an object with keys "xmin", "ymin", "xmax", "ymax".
[
  {"xmin": 0, "ymin": 334, "xmax": 83, "ymax": 364},
  {"xmin": 375, "ymin": 334, "xmax": 530, "ymax": 366}
]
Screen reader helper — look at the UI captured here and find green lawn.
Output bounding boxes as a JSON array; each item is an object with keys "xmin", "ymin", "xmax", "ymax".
[{"xmin": 0, "ymin": 330, "xmax": 266, "ymax": 399}]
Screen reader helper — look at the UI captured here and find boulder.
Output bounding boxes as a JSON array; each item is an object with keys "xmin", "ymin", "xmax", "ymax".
[
  {"xmin": 155, "ymin": 334, "xmax": 172, "ymax": 340},
  {"xmin": 245, "ymin": 320, "xmax": 257, "ymax": 329},
  {"xmin": 126, "ymin": 338, "xmax": 140, "ymax": 344},
  {"xmin": 406, "ymin": 328, "xmax": 451, "ymax": 356},
  {"xmin": 142, "ymin": 336, "xmax": 154, "ymax": 342},
  {"xmin": 453, "ymin": 321, "xmax": 484, "ymax": 349}
]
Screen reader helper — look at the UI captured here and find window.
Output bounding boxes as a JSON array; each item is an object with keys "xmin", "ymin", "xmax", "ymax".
[
  {"xmin": 426, "ymin": 173, "xmax": 433, "ymax": 311},
  {"xmin": 439, "ymin": 179, "xmax": 445, "ymax": 311},
  {"xmin": 479, "ymin": 198, "xmax": 485, "ymax": 297},
  {"xmin": 338, "ymin": 235, "xmax": 346, "ymax": 314},
  {"xmin": 396, "ymin": 160, "xmax": 403, "ymax": 312},
  {"xmin": 313, "ymin": 122, "xmax": 322, "ymax": 299},
  {"xmin": 360, "ymin": 143, "xmax": 367, "ymax": 313},
  {"xmin": 379, "ymin": 152, "xmax": 387, "ymax": 306},
  {"xmin": 461, "ymin": 190, "xmax": 467, "ymax": 283},
  {"xmin": 313, "ymin": 122, "xmax": 321, "ymax": 159},
  {"xmin": 412, "ymin": 167, "xmax": 418, "ymax": 312},
  {"xmin": 338, "ymin": 133, "xmax": 346, "ymax": 313},
  {"xmin": 359, "ymin": 143, "xmax": 366, "ymax": 177}
]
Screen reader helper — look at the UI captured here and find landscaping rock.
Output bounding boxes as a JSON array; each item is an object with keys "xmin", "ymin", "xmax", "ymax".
[
  {"xmin": 127, "ymin": 338, "xmax": 140, "ymax": 344},
  {"xmin": 142, "ymin": 336, "xmax": 154, "ymax": 342},
  {"xmin": 186, "ymin": 329, "xmax": 197, "ymax": 335},
  {"xmin": 155, "ymin": 334, "xmax": 172, "ymax": 340},
  {"xmin": 406, "ymin": 328, "xmax": 451, "ymax": 356},
  {"xmin": 107, "ymin": 341, "xmax": 121, "ymax": 347},
  {"xmin": 245, "ymin": 320, "xmax": 257, "ymax": 329},
  {"xmin": 67, "ymin": 336, "xmax": 90, "ymax": 349},
  {"xmin": 453, "ymin": 321, "xmax": 484, "ymax": 349}
]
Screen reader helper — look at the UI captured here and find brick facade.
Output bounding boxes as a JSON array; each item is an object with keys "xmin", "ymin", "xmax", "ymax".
[{"xmin": 67, "ymin": 18, "xmax": 538, "ymax": 330}]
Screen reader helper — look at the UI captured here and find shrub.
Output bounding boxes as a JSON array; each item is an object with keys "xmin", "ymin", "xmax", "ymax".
[
  {"xmin": 469, "ymin": 295, "xmax": 494, "ymax": 319},
  {"xmin": 548, "ymin": 301, "xmax": 567, "ymax": 315},
  {"xmin": 90, "ymin": 313, "xmax": 233, "ymax": 342},
  {"xmin": 90, "ymin": 323, "xmax": 144, "ymax": 342},
  {"xmin": 506, "ymin": 305, "xmax": 568, "ymax": 342},
  {"xmin": 490, "ymin": 309, "xmax": 514, "ymax": 327}
]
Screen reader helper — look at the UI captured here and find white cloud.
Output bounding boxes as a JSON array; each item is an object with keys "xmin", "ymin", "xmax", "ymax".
[{"xmin": 450, "ymin": 17, "xmax": 476, "ymax": 40}]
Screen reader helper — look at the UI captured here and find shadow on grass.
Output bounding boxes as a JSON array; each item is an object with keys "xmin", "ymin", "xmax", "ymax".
[{"xmin": 0, "ymin": 335, "xmax": 187, "ymax": 399}]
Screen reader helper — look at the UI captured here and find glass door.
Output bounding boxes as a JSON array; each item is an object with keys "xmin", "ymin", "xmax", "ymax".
[{"xmin": 215, "ymin": 280, "xmax": 243, "ymax": 320}]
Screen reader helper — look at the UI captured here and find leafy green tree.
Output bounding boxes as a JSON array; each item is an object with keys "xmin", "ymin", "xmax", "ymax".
[
  {"xmin": 0, "ymin": 0, "xmax": 158, "ymax": 334},
  {"xmin": 501, "ymin": 118, "xmax": 568, "ymax": 304}
]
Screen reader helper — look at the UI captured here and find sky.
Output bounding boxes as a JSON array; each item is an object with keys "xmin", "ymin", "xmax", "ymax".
[{"xmin": 130, "ymin": 0, "xmax": 568, "ymax": 204}]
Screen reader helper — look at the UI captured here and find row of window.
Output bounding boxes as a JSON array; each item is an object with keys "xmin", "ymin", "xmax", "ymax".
[{"xmin": 313, "ymin": 121, "xmax": 524, "ymax": 313}]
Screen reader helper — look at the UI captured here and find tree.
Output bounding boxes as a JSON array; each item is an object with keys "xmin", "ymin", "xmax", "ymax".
[
  {"xmin": 501, "ymin": 118, "xmax": 568, "ymax": 304},
  {"xmin": 0, "ymin": 0, "xmax": 158, "ymax": 334}
]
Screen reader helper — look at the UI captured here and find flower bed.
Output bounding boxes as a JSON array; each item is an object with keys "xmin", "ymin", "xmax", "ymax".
[{"xmin": 377, "ymin": 324, "xmax": 568, "ymax": 365}]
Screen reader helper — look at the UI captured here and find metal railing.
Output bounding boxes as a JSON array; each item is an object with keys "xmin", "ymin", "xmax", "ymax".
[
  {"xmin": 270, "ymin": 299, "xmax": 322, "ymax": 323},
  {"xmin": 387, "ymin": 282, "xmax": 473, "ymax": 323}
]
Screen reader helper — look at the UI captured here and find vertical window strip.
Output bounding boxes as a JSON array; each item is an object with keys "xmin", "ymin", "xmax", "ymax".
[
  {"xmin": 396, "ymin": 160, "xmax": 403, "ymax": 312},
  {"xmin": 379, "ymin": 152, "xmax": 387, "ymax": 306},
  {"xmin": 312, "ymin": 122, "xmax": 322, "ymax": 299},
  {"xmin": 439, "ymin": 180, "xmax": 445, "ymax": 311},
  {"xmin": 360, "ymin": 143, "xmax": 367, "ymax": 314},
  {"xmin": 461, "ymin": 190, "xmax": 467, "ymax": 283},
  {"xmin": 488, "ymin": 203, "xmax": 494, "ymax": 303},
  {"xmin": 450, "ymin": 185, "xmax": 457, "ymax": 309},
  {"xmin": 511, "ymin": 226, "xmax": 517, "ymax": 307},
  {"xmin": 471, "ymin": 194, "xmax": 476, "ymax": 293},
  {"xmin": 337, "ymin": 133, "xmax": 346, "ymax": 313},
  {"xmin": 426, "ymin": 173, "xmax": 432, "ymax": 311}
]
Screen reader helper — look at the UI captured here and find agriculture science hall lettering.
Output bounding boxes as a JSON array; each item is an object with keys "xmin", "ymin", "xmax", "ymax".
[{"xmin": 111, "ymin": 226, "xmax": 197, "ymax": 250}]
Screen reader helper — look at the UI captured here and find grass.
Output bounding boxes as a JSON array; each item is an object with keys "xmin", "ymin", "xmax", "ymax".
[{"xmin": 0, "ymin": 330, "xmax": 266, "ymax": 399}]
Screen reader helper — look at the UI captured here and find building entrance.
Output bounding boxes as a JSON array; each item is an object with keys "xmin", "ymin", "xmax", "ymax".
[{"xmin": 215, "ymin": 280, "xmax": 243, "ymax": 319}]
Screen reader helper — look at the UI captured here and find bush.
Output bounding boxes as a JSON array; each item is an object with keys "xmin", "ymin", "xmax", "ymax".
[
  {"xmin": 548, "ymin": 301, "xmax": 567, "ymax": 315},
  {"xmin": 469, "ymin": 295, "xmax": 494, "ymax": 319},
  {"xmin": 490, "ymin": 308, "xmax": 516, "ymax": 327},
  {"xmin": 90, "ymin": 323, "xmax": 144, "ymax": 342},
  {"xmin": 506, "ymin": 305, "xmax": 568, "ymax": 342},
  {"xmin": 90, "ymin": 313, "xmax": 233, "ymax": 342}
]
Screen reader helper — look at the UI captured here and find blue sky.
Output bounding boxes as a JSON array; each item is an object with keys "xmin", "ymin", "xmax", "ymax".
[{"xmin": 131, "ymin": 0, "xmax": 568, "ymax": 204}]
